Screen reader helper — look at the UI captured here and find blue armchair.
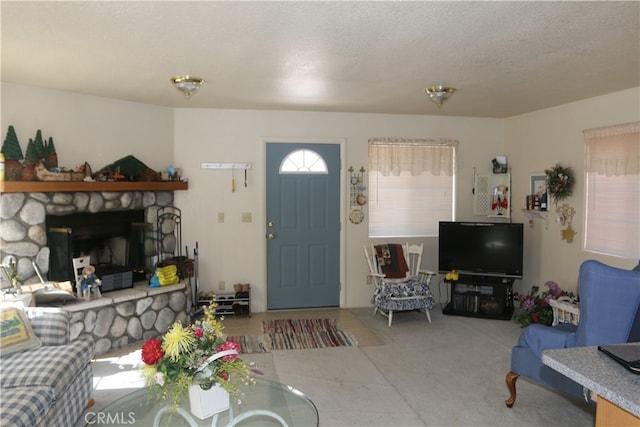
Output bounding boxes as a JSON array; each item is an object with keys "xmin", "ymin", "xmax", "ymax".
[{"xmin": 505, "ymin": 260, "xmax": 640, "ymax": 407}]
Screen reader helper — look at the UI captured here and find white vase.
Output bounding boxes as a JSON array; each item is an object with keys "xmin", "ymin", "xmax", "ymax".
[{"xmin": 188, "ymin": 383, "xmax": 230, "ymax": 419}]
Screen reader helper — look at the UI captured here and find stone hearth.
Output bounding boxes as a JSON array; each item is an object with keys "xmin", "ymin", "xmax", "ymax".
[{"xmin": 66, "ymin": 281, "xmax": 191, "ymax": 356}]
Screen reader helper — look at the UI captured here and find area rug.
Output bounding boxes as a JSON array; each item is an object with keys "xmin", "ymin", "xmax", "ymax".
[
  {"xmin": 227, "ymin": 334, "xmax": 270, "ymax": 354},
  {"xmin": 262, "ymin": 318, "xmax": 358, "ymax": 350}
]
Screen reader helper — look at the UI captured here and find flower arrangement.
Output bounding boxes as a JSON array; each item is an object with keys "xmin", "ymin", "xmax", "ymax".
[
  {"xmin": 514, "ymin": 281, "xmax": 575, "ymax": 327},
  {"xmin": 544, "ymin": 163, "xmax": 575, "ymax": 206},
  {"xmin": 141, "ymin": 303, "xmax": 254, "ymax": 407}
]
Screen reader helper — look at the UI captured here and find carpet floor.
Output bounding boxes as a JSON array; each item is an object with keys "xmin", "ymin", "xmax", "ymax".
[{"xmin": 77, "ymin": 307, "xmax": 595, "ymax": 427}]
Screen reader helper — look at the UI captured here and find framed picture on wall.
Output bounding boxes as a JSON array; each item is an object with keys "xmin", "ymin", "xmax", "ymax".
[{"xmin": 530, "ymin": 174, "xmax": 547, "ymax": 197}]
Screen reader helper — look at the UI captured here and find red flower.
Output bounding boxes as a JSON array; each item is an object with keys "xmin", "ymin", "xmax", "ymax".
[
  {"xmin": 531, "ymin": 313, "xmax": 540, "ymax": 323},
  {"xmin": 217, "ymin": 340, "xmax": 241, "ymax": 361},
  {"xmin": 193, "ymin": 328, "xmax": 203, "ymax": 338},
  {"xmin": 218, "ymin": 371, "xmax": 229, "ymax": 381},
  {"xmin": 141, "ymin": 338, "xmax": 164, "ymax": 365}
]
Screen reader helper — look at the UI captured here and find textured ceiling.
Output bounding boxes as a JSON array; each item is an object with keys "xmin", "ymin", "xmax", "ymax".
[{"xmin": 2, "ymin": 1, "xmax": 639, "ymax": 118}]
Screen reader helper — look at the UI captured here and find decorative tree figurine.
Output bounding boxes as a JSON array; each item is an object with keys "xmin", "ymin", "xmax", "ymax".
[
  {"xmin": 33, "ymin": 130, "xmax": 46, "ymax": 163},
  {"xmin": 1, "ymin": 125, "xmax": 24, "ymax": 181},
  {"xmin": 21, "ymin": 138, "xmax": 39, "ymax": 181},
  {"xmin": 46, "ymin": 136, "xmax": 58, "ymax": 169}
]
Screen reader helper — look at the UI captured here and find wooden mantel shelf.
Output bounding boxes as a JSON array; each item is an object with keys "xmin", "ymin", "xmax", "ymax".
[{"xmin": 0, "ymin": 180, "xmax": 188, "ymax": 193}]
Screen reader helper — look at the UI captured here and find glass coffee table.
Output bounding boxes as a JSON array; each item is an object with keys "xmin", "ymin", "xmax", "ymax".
[{"xmin": 86, "ymin": 378, "xmax": 318, "ymax": 426}]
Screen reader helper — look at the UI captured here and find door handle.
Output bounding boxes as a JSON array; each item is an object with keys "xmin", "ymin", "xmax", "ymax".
[{"xmin": 267, "ymin": 233, "xmax": 276, "ymax": 240}]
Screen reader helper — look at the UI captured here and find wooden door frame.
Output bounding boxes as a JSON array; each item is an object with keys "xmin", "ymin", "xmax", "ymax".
[{"xmin": 261, "ymin": 138, "xmax": 346, "ymax": 311}]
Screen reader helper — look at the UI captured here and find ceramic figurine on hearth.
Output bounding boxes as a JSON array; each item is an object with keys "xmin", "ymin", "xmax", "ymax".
[{"xmin": 80, "ymin": 265, "xmax": 102, "ymax": 300}]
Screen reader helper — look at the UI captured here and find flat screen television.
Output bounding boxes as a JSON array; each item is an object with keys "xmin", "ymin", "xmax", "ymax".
[{"xmin": 438, "ymin": 221, "xmax": 524, "ymax": 279}]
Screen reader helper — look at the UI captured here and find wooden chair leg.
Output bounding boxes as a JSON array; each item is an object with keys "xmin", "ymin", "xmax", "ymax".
[
  {"xmin": 505, "ymin": 371, "xmax": 519, "ymax": 408},
  {"xmin": 388, "ymin": 310, "xmax": 393, "ymax": 327},
  {"xmin": 425, "ymin": 308, "xmax": 432, "ymax": 323}
]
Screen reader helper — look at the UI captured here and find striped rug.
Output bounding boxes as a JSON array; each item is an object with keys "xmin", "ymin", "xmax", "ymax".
[
  {"xmin": 227, "ymin": 334, "xmax": 270, "ymax": 354},
  {"xmin": 262, "ymin": 318, "xmax": 357, "ymax": 351}
]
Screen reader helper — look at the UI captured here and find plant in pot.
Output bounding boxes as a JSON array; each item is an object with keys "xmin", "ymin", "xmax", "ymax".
[{"xmin": 140, "ymin": 303, "xmax": 254, "ymax": 419}]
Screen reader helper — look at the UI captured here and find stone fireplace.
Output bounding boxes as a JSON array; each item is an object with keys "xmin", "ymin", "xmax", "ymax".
[
  {"xmin": 1, "ymin": 189, "xmax": 177, "ymax": 288},
  {"xmin": 0, "ymin": 185, "xmax": 191, "ymax": 355}
]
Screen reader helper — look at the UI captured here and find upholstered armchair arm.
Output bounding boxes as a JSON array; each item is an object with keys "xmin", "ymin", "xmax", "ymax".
[
  {"xmin": 518, "ymin": 323, "xmax": 577, "ymax": 359},
  {"xmin": 25, "ymin": 307, "xmax": 71, "ymax": 346}
]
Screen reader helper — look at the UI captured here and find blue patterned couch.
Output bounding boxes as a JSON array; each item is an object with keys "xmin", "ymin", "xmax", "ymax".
[{"xmin": 0, "ymin": 307, "xmax": 95, "ymax": 427}]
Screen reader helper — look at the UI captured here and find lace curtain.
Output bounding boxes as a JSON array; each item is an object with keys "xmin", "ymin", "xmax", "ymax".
[
  {"xmin": 584, "ymin": 121, "xmax": 639, "ymax": 176},
  {"xmin": 368, "ymin": 138, "xmax": 458, "ymax": 176},
  {"xmin": 583, "ymin": 121, "xmax": 640, "ymax": 259}
]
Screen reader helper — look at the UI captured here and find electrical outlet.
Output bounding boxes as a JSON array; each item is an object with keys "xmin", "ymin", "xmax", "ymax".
[
  {"xmin": 241, "ymin": 212, "xmax": 252, "ymax": 223},
  {"xmin": 217, "ymin": 212, "xmax": 224, "ymax": 223},
  {"xmin": 218, "ymin": 280, "xmax": 225, "ymax": 290},
  {"xmin": 366, "ymin": 275, "xmax": 372, "ymax": 285}
]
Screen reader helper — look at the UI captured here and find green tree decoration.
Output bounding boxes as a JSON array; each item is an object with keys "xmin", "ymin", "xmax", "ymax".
[
  {"xmin": 33, "ymin": 130, "xmax": 46, "ymax": 162},
  {"xmin": 21, "ymin": 138, "xmax": 39, "ymax": 180},
  {"xmin": 45, "ymin": 136, "xmax": 58, "ymax": 168},
  {"xmin": 1, "ymin": 125, "xmax": 24, "ymax": 181},
  {"xmin": 23, "ymin": 138, "xmax": 40, "ymax": 164},
  {"xmin": 1, "ymin": 125, "xmax": 24, "ymax": 160}
]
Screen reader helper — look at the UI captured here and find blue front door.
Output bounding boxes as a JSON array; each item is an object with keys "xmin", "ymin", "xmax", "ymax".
[{"xmin": 266, "ymin": 143, "xmax": 340, "ymax": 309}]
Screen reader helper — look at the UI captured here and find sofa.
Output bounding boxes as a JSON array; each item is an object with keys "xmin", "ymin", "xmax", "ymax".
[{"xmin": 0, "ymin": 306, "xmax": 95, "ymax": 427}]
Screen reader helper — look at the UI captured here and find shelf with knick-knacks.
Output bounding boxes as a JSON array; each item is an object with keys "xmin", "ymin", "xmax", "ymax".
[
  {"xmin": 522, "ymin": 209, "xmax": 550, "ymax": 220},
  {"xmin": 474, "ymin": 172, "xmax": 511, "ymax": 218}
]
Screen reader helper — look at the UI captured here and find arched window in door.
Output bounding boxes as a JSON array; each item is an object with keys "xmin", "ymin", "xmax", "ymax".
[{"xmin": 279, "ymin": 149, "xmax": 328, "ymax": 174}]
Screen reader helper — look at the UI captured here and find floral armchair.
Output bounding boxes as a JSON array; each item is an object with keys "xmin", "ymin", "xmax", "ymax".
[{"xmin": 364, "ymin": 243, "xmax": 436, "ymax": 327}]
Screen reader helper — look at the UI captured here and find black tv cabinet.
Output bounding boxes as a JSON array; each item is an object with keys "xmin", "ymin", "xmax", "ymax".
[{"xmin": 442, "ymin": 274, "xmax": 514, "ymax": 320}]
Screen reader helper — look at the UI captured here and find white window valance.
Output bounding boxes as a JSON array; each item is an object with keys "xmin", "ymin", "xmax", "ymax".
[
  {"xmin": 368, "ymin": 138, "xmax": 458, "ymax": 176},
  {"xmin": 584, "ymin": 121, "xmax": 639, "ymax": 176}
]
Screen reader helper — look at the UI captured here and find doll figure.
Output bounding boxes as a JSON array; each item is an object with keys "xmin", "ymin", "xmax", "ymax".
[{"xmin": 80, "ymin": 265, "xmax": 102, "ymax": 299}]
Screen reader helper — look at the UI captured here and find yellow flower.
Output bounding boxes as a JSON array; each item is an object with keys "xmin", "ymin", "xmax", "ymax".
[
  {"xmin": 141, "ymin": 363, "xmax": 158, "ymax": 383},
  {"xmin": 162, "ymin": 323, "xmax": 196, "ymax": 361}
]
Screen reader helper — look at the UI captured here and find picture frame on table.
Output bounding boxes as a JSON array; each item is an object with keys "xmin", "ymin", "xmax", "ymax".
[{"xmin": 530, "ymin": 174, "xmax": 547, "ymax": 197}]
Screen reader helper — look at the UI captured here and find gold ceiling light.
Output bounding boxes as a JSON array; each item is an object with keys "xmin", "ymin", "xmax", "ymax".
[
  {"xmin": 425, "ymin": 85, "xmax": 456, "ymax": 108},
  {"xmin": 170, "ymin": 75, "xmax": 204, "ymax": 99}
]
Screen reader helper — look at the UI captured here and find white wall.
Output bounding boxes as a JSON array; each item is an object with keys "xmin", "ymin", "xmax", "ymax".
[
  {"xmin": 1, "ymin": 83, "xmax": 173, "ymax": 171},
  {"xmin": 4, "ymin": 82, "xmax": 637, "ymax": 312},
  {"xmin": 505, "ymin": 87, "xmax": 640, "ymax": 296},
  {"xmin": 172, "ymin": 109, "xmax": 504, "ymax": 311}
]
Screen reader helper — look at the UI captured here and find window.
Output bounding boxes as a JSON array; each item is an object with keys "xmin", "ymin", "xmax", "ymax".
[
  {"xmin": 584, "ymin": 122, "xmax": 639, "ymax": 259},
  {"xmin": 368, "ymin": 138, "xmax": 457, "ymax": 237},
  {"xmin": 280, "ymin": 149, "xmax": 327, "ymax": 174}
]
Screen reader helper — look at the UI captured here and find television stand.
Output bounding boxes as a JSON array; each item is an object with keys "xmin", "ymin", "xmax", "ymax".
[{"xmin": 442, "ymin": 274, "xmax": 514, "ymax": 320}]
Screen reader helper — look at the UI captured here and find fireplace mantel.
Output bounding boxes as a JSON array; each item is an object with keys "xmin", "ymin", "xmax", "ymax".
[{"xmin": 0, "ymin": 180, "xmax": 188, "ymax": 193}]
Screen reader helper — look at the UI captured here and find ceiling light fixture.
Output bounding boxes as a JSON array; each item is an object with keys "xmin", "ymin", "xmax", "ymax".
[
  {"xmin": 425, "ymin": 85, "xmax": 456, "ymax": 108},
  {"xmin": 170, "ymin": 75, "xmax": 204, "ymax": 99}
]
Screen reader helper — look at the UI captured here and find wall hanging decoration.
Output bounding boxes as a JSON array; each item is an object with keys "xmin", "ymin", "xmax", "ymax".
[
  {"xmin": 556, "ymin": 203, "xmax": 577, "ymax": 243},
  {"xmin": 545, "ymin": 163, "xmax": 575, "ymax": 206},
  {"xmin": 348, "ymin": 166, "xmax": 366, "ymax": 224}
]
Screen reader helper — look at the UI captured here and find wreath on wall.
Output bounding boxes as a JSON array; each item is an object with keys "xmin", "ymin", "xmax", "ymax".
[{"xmin": 545, "ymin": 163, "xmax": 575, "ymax": 206}]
